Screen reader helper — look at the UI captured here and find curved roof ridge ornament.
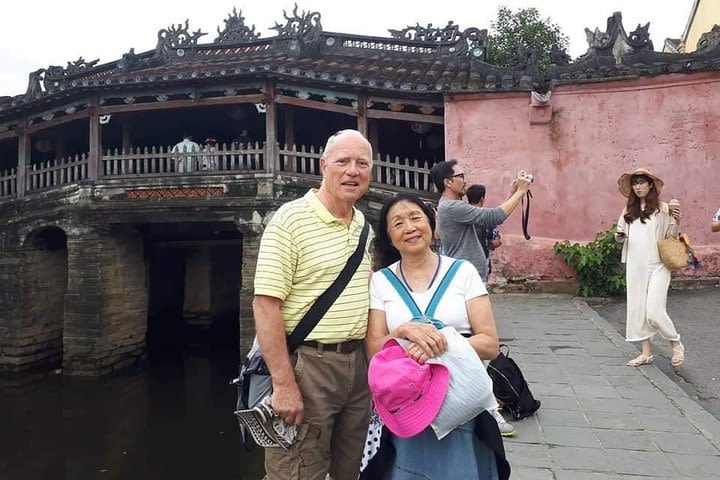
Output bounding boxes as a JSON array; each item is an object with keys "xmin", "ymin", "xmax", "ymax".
[
  {"xmin": 31, "ymin": 56, "xmax": 101, "ymax": 93},
  {"xmin": 215, "ymin": 7, "xmax": 261, "ymax": 43},
  {"xmin": 270, "ymin": 3, "xmax": 322, "ymax": 41},
  {"xmin": 388, "ymin": 21, "xmax": 488, "ymax": 59},
  {"xmin": 26, "ymin": 69, "xmax": 46, "ymax": 96},
  {"xmin": 696, "ymin": 25, "xmax": 720, "ymax": 51},
  {"xmin": 584, "ymin": 11, "xmax": 653, "ymax": 64},
  {"xmin": 155, "ymin": 19, "xmax": 207, "ymax": 60},
  {"xmin": 65, "ymin": 57, "xmax": 100, "ymax": 75},
  {"xmin": 549, "ymin": 44, "xmax": 572, "ymax": 66}
]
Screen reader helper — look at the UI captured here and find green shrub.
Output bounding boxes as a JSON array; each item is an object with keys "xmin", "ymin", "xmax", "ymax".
[{"xmin": 553, "ymin": 226, "xmax": 626, "ymax": 297}]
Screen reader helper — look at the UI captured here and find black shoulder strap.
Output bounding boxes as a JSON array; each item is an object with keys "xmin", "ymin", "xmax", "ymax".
[{"xmin": 286, "ymin": 221, "xmax": 370, "ymax": 352}]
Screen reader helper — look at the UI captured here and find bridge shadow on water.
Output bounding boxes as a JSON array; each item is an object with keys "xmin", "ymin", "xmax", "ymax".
[{"xmin": 0, "ymin": 319, "xmax": 266, "ymax": 480}]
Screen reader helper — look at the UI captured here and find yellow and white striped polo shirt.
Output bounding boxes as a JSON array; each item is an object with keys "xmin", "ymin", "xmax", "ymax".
[{"xmin": 254, "ymin": 189, "xmax": 373, "ymax": 343}]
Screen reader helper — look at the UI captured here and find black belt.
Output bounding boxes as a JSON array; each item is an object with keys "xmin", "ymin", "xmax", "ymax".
[{"xmin": 300, "ymin": 339, "xmax": 363, "ymax": 354}]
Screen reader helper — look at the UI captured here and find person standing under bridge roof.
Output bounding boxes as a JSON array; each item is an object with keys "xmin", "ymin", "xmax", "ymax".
[{"xmin": 171, "ymin": 132, "xmax": 199, "ymax": 173}]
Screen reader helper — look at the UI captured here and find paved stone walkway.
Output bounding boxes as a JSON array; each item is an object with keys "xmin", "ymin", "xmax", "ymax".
[{"xmin": 492, "ymin": 294, "xmax": 720, "ymax": 480}]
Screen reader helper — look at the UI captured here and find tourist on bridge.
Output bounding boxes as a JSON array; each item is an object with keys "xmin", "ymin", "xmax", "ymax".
[
  {"xmin": 615, "ymin": 168, "xmax": 685, "ymax": 367},
  {"xmin": 201, "ymin": 136, "xmax": 218, "ymax": 171},
  {"xmin": 252, "ymin": 129, "xmax": 374, "ymax": 480},
  {"xmin": 171, "ymin": 132, "xmax": 199, "ymax": 173}
]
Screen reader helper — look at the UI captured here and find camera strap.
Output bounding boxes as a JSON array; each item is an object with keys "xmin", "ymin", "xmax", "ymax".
[{"xmin": 521, "ymin": 190, "xmax": 533, "ymax": 240}]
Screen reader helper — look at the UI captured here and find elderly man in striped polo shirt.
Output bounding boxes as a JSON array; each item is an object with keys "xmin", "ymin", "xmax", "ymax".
[{"xmin": 253, "ymin": 129, "xmax": 374, "ymax": 480}]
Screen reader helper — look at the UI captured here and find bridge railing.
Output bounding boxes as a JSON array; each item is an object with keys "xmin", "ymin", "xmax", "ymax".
[
  {"xmin": 276, "ymin": 143, "xmax": 433, "ymax": 192},
  {"xmin": 373, "ymin": 154, "xmax": 433, "ymax": 192},
  {"xmin": 0, "ymin": 142, "xmax": 434, "ymax": 199},
  {"xmin": 0, "ymin": 168, "xmax": 17, "ymax": 198},
  {"xmin": 27, "ymin": 154, "xmax": 88, "ymax": 193},
  {"xmin": 278, "ymin": 143, "xmax": 323, "ymax": 175},
  {"xmin": 101, "ymin": 142, "xmax": 265, "ymax": 177}
]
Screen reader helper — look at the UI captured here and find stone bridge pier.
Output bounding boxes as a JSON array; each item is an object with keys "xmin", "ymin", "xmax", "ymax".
[{"xmin": 62, "ymin": 225, "xmax": 147, "ymax": 376}]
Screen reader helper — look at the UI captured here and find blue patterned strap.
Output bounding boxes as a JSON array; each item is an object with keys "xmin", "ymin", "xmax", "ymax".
[
  {"xmin": 380, "ymin": 258, "xmax": 463, "ymax": 322},
  {"xmin": 424, "ymin": 259, "xmax": 463, "ymax": 319},
  {"xmin": 380, "ymin": 267, "xmax": 423, "ymax": 318}
]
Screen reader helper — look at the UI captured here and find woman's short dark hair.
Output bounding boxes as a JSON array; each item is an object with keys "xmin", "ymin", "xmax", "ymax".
[
  {"xmin": 374, "ymin": 193, "xmax": 436, "ymax": 269},
  {"xmin": 429, "ymin": 160, "xmax": 458, "ymax": 194}
]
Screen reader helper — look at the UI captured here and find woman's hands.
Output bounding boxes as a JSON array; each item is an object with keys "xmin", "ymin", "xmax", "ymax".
[
  {"xmin": 398, "ymin": 322, "xmax": 448, "ymax": 363},
  {"xmin": 670, "ymin": 206, "xmax": 682, "ymax": 222}
]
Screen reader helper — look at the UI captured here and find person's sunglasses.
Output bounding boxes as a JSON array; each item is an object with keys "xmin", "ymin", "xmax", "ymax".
[{"xmin": 451, "ymin": 173, "xmax": 465, "ymax": 180}]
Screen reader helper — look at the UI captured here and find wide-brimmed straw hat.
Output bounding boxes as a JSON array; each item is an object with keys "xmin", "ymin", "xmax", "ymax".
[
  {"xmin": 617, "ymin": 167, "xmax": 664, "ymax": 198},
  {"xmin": 368, "ymin": 339, "xmax": 450, "ymax": 438}
]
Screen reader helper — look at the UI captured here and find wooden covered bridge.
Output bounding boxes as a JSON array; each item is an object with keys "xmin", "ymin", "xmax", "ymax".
[{"xmin": 0, "ymin": 7, "xmax": 480, "ymax": 375}]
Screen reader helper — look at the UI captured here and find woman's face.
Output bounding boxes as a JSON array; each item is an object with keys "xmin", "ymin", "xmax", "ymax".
[
  {"xmin": 386, "ymin": 200, "xmax": 433, "ymax": 256},
  {"xmin": 631, "ymin": 176, "xmax": 652, "ymax": 199}
]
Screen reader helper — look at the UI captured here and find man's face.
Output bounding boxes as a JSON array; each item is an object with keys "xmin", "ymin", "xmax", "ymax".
[
  {"xmin": 445, "ymin": 165, "xmax": 467, "ymax": 196},
  {"xmin": 320, "ymin": 133, "xmax": 372, "ymax": 204}
]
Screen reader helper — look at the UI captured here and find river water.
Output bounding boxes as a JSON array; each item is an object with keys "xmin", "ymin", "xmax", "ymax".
[{"xmin": 0, "ymin": 341, "xmax": 265, "ymax": 479}]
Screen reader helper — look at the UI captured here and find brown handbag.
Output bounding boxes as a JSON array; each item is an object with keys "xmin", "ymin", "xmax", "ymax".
[{"xmin": 657, "ymin": 237, "xmax": 688, "ymax": 270}]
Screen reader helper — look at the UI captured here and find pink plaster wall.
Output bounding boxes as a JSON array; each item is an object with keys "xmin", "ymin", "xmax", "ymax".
[{"xmin": 445, "ymin": 72, "xmax": 720, "ymax": 281}]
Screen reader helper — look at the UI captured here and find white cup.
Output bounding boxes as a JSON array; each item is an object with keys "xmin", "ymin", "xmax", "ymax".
[{"xmin": 669, "ymin": 199, "xmax": 680, "ymax": 215}]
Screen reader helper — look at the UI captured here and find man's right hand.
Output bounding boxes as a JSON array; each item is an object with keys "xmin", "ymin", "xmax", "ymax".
[
  {"xmin": 515, "ymin": 171, "xmax": 532, "ymax": 192},
  {"xmin": 271, "ymin": 381, "xmax": 304, "ymax": 426}
]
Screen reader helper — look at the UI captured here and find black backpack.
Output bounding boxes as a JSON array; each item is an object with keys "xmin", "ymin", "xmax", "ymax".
[{"xmin": 487, "ymin": 345, "xmax": 541, "ymax": 420}]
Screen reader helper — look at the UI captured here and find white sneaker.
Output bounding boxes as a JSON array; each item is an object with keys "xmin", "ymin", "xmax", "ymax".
[{"xmin": 490, "ymin": 408, "xmax": 516, "ymax": 437}]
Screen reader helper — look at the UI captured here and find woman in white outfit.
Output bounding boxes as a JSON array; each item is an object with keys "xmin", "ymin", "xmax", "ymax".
[{"xmin": 615, "ymin": 168, "xmax": 684, "ymax": 367}]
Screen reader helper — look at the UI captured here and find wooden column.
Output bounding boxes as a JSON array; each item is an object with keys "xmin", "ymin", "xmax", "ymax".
[
  {"xmin": 16, "ymin": 122, "xmax": 29, "ymax": 198},
  {"xmin": 264, "ymin": 81, "xmax": 277, "ymax": 174},
  {"xmin": 283, "ymin": 108, "xmax": 295, "ymax": 148},
  {"xmin": 356, "ymin": 94, "xmax": 368, "ymax": 137},
  {"xmin": 121, "ymin": 115, "xmax": 133, "ymax": 152},
  {"xmin": 87, "ymin": 98, "xmax": 101, "ymax": 181},
  {"xmin": 368, "ymin": 121, "xmax": 380, "ymax": 160}
]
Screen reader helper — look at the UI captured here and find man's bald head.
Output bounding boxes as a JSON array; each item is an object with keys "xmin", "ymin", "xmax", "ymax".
[{"xmin": 322, "ymin": 129, "xmax": 372, "ymax": 162}]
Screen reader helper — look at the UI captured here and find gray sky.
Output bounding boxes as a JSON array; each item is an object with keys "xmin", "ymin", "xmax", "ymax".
[{"xmin": 0, "ymin": 0, "xmax": 693, "ymax": 97}]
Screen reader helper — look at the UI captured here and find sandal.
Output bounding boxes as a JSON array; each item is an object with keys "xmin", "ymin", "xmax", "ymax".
[
  {"xmin": 627, "ymin": 354, "xmax": 654, "ymax": 367},
  {"xmin": 671, "ymin": 343, "xmax": 685, "ymax": 367}
]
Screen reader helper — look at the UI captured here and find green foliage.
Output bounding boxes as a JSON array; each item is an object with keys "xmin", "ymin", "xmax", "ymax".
[
  {"xmin": 553, "ymin": 227, "xmax": 626, "ymax": 297},
  {"xmin": 487, "ymin": 6, "xmax": 570, "ymax": 71}
]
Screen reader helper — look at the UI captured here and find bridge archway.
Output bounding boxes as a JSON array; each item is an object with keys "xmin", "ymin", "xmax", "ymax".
[{"xmin": 21, "ymin": 226, "xmax": 68, "ymax": 370}]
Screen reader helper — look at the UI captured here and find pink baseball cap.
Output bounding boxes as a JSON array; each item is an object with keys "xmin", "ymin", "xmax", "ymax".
[{"xmin": 368, "ymin": 339, "xmax": 450, "ymax": 438}]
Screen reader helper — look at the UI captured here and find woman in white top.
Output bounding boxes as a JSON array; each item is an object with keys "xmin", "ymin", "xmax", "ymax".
[
  {"xmin": 364, "ymin": 193, "xmax": 508, "ymax": 480},
  {"xmin": 615, "ymin": 168, "xmax": 684, "ymax": 367}
]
